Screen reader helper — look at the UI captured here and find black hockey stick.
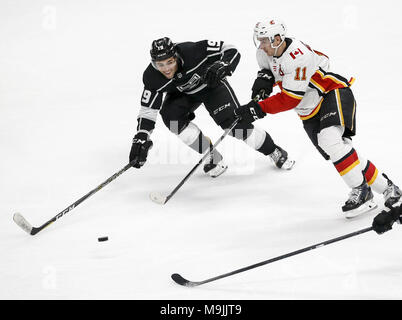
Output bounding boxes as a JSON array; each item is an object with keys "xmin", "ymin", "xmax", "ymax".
[
  {"xmin": 171, "ymin": 226, "xmax": 373, "ymax": 287},
  {"xmin": 13, "ymin": 163, "xmax": 132, "ymax": 235},
  {"xmin": 149, "ymin": 118, "xmax": 240, "ymax": 205}
]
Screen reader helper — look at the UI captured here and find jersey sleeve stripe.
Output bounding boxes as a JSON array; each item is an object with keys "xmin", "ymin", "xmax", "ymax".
[
  {"xmin": 137, "ymin": 106, "xmax": 159, "ymax": 122},
  {"xmin": 148, "ymin": 92, "xmax": 160, "ymax": 109},
  {"xmin": 313, "ymin": 50, "xmax": 329, "ymax": 59},
  {"xmin": 186, "ymin": 52, "xmax": 222, "ymax": 74},
  {"xmin": 228, "ymin": 51, "xmax": 240, "ymax": 64}
]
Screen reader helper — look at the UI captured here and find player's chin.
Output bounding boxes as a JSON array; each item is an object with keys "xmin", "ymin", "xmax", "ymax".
[{"xmin": 163, "ymin": 72, "xmax": 175, "ymax": 79}]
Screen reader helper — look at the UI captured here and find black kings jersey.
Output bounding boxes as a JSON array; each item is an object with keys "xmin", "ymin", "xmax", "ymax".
[{"xmin": 137, "ymin": 40, "xmax": 240, "ymax": 133}]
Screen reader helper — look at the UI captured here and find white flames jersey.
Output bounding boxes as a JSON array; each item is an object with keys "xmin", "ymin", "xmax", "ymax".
[{"xmin": 256, "ymin": 38, "xmax": 331, "ymax": 119}]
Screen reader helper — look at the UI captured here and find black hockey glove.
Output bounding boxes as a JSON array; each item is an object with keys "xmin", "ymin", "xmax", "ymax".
[
  {"xmin": 234, "ymin": 100, "xmax": 266, "ymax": 123},
  {"xmin": 372, "ymin": 202, "xmax": 402, "ymax": 234},
  {"xmin": 251, "ymin": 69, "xmax": 275, "ymax": 100},
  {"xmin": 203, "ymin": 61, "xmax": 231, "ymax": 88},
  {"xmin": 129, "ymin": 132, "xmax": 153, "ymax": 168}
]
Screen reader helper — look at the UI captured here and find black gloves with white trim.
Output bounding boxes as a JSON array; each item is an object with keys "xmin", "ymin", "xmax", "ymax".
[
  {"xmin": 251, "ymin": 69, "xmax": 275, "ymax": 100},
  {"xmin": 372, "ymin": 202, "xmax": 402, "ymax": 234},
  {"xmin": 129, "ymin": 132, "xmax": 153, "ymax": 168},
  {"xmin": 234, "ymin": 100, "xmax": 266, "ymax": 123},
  {"xmin": 203, "ymin": 61, "xmax": 231, "ymax": 88},
  {"xmin": 232, "ymin": 69, "xmax": 274, "ymax": 123}
]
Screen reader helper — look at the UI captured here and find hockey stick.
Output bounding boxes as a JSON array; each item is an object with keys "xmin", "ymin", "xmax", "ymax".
[
  {"xmin": 149, "ymin": 118, "xmax": 240, "ymax": 205},
  {"xmin": 13, "ymin": 163, "xmax": 132, "ymax": 235},
  {"xmin": 171, "ymin": 226, "xmax": 373, "ymax": 287}
]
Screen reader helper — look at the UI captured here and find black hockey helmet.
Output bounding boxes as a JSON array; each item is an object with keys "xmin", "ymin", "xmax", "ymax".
[{"xmin": 150, "ymin": 37, "xmax": 176, "ymax": 61}]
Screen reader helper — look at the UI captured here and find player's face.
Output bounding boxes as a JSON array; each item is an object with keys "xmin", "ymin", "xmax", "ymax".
[
  {"xmin": 155, "ymin": 57, "xmax": 178, "ymax": 79},
  {"xmin": 258, "ymin": 36, "xmax": 282, "ymax": 56}
]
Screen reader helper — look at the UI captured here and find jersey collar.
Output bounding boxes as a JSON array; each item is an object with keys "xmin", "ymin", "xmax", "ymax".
[{"xmin": 274, "ymin": 38, "xmax": 293, "ymax": 59}]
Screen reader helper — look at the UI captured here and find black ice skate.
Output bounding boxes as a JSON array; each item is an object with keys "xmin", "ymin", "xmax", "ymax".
[
  {"xmin": 269, "ymin": 146, "xmax": 295, "ymax": 170},
  {"xmin": 203, "ymin": 148, "xmax": 227, "ymax": 178},
  {"xmin": 342, "ymin": 181, "xmax": 377, "ymax": 218},
  {"xmin": 382, "ymin": 173, "xmax": 402, "ymax": 207}
]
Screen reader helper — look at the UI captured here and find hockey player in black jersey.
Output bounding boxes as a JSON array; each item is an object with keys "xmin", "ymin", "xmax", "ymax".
[{"xmin": 129, "ymin": 37, "xmax": 295, "ymax": 177}]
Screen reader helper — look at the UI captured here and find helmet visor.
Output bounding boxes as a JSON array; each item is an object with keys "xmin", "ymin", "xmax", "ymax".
[{"xmin": 253, "ymin": 34, "xmax": 283, "ymax": 49}]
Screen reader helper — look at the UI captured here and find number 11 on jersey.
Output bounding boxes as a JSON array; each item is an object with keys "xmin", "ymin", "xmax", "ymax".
[{"xmin": 294, "ymin": 67, "xmax": 307, "ymax": 81}]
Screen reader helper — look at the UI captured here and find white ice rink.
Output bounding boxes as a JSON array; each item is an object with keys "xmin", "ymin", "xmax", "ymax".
[{"xmin": 1, "ymin": 0, "xmax": 402, "ymax": 300}]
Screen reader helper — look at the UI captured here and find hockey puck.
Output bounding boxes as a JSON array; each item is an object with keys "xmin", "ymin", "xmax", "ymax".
[{"xmin": 98, "ymin": 236, "xmax": 108, "ymax": 242}]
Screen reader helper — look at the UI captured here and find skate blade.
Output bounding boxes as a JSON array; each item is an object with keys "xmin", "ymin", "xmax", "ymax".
[
  {"xmin": 207, "ymin": 164, "xmax": 228, "ymax": 178},
  {"xmin": 282, "ymin": 160, "xmax": 295, "ymax": 170},
  {"xmin": 344, "ymin": 199, "xmax": 377, "ymax": 219}
]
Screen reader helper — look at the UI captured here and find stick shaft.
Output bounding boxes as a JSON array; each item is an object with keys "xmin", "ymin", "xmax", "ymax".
[
  {"xmin": 194, "ymin": 226, "xmax": 373, "ymax": 286},
  {"xmin": 30, "ymin": 163, "xmax": 132, "ymax": 235},
  {"xmin": 164, "ymin": 119, "xmax": 239, "ymax": 204}
]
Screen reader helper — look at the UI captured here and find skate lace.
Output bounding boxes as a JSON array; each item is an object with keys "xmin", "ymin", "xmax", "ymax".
[
  {"xmin": 204, "ymin": 151, "xmax": 213, "ymax": 164},
  {"xmin": 383, "ymin": 186, "xmax": 392, "ymax": 199},
  {"xmin": 205, "ymin": 149, "xmax": 222, "ymax": 165},
  {"xmin": 270, "ymin": 149, "xmax": 281, "ymax": 163},
  {"xmin": 347, "ymin": 188, "xmax": 362, "ymax": 204},
  {"xmin": 384, "ymin": 183, "xmax": 401, "ymax": 200}
]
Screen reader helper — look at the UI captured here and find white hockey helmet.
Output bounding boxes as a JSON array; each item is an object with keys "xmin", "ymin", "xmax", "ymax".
[{"xmin": 253, "ymin": 19, "xmax": 287, "ymax": 49}]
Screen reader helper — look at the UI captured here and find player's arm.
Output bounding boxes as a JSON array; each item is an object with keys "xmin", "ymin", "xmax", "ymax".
[
  {"xmin": 129, "ymin": 69, "xmax": 166, "ymax": 168},
  {"xmin": 220, "ymin": 42, "xmax": 241, "ymax": 74},
  {"xmin": 203, "ymin": 40, "xmax": 241, "ymax": 87},
  {"xmin": 236, "ymin": 53, "xmax": 312, "ymax": 122},
  {"xmin": 251, "ymin": 69, "xmax": 275, "ymax": 100},
  {"xmin": 129, "ymin": 86, "xmax": 161, "ymax": 168},
  {"xmin": 258, "ymin": 61, "xmax": 310, "ymax": 114},
  {"xmin": 135, "ymin": 66, "xmax": 167, "ymax": 135},
  {"xmin": 251, "ymin": 49, "xmax": 275, "ymax": 100},
  {"xmin": 136, "ymin": 87, "xmax": 162, "ymax": 134}
]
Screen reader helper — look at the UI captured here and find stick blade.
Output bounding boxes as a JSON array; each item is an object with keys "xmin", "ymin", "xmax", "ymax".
[
  {"xmin": 149, "ymin": 192, "xmax": 167, "ymax": 205},
  {"xmin": 13, "ymin": 212, "xmax": 33, "ymax": 235},
  {"xmin": 171, "ymin": 273, "xmax": 197, "ymax": 287}
]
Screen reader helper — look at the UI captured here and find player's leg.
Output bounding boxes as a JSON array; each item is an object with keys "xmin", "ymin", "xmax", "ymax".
[
  {"xmin": 343, "ymin": 138, "xmax": 401, "ymax": 207},
  {"xmin": 203, "ymin": 80, "xmax": 295, "ymax": 170},
  {"xmin": 302, "ymin": 116, "xmax": 330, "ymax": 160},
  {"xmin": 317, "ymin": 88, "xmax": 372, "ymax": 217},
  {"xmin": 159, "ymin": 93, "xmax": 227, "ymax": 177},
  {"xmin": 337, "ymin": 88, "xmax": 401, "ymax": 207},
  {"xmin": 317, "ymin": 124, "xmax": 376, "ymax": 217},
  {"xmin": 316, "ymin": 87, "xmax": 401, "ymax": 217}
]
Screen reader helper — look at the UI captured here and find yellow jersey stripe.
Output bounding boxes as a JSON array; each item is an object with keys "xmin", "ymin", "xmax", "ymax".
[{"xmin": 283, "ymin": 89, "xmax": 303, "ymax": 100}]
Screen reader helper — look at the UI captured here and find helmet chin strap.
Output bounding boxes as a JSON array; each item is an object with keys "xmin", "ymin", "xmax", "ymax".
[{"xmin": 272, "ymin": 38, "xmax": 285, "ymax": 57}]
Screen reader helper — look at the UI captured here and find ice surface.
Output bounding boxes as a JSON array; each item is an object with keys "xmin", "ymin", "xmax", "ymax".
[{"xmin": 1, "ymin": 0, "xmax": 402, "ymax": 300}]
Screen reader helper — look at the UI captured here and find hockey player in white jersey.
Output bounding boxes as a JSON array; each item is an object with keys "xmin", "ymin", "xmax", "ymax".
[{"xmin": 235, "ymin": 19, "xmax": 401, "ymax": 218}]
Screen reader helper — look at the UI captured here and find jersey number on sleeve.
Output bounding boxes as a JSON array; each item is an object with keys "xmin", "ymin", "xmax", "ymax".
[
  {"xmin": 294, "ymin": 67, "xmax": 307, "ymax": 81},
  {"xmin": 207, "ymin": 40, "xmax": 220, "ymax": 52},
  {"xmin": 141, "ymin": 90, "xmax": 152, "ymax": 104}
]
